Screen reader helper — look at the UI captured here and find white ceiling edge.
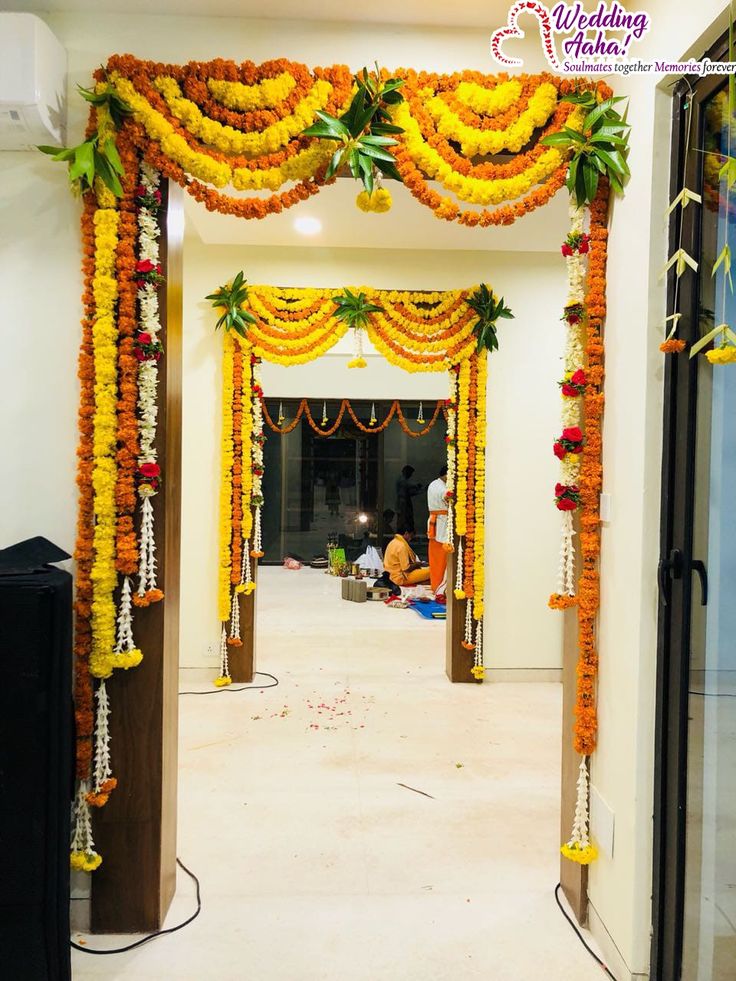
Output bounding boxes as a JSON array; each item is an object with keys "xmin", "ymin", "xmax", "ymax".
[
  {"xmin": 13, "ymin": 0, "xmax": 529, "ymax": 29},
  {"xmin": 183, "ymin": 180, "xmax": 568, "ymax": 254}
]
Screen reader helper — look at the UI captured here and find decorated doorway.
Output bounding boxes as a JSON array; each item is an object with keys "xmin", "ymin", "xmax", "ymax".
[{"xmin": 49, "ymin": 57, "xmax": 625, "ymax": 932}]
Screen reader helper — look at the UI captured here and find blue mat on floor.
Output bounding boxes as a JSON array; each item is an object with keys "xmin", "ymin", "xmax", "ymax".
[{"xmin": 408, "ymin": 599, "xmax": 446, "ymax": 621}]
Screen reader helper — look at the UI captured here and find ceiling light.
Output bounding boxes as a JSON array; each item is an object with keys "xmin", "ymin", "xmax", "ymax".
[
  {"xmin": 294, "ymin": 215, "xmax": 322, "ymax": 236},
  {"xmin": 357, "ymin": 513, "xmax": 368, "ymax": 524}
]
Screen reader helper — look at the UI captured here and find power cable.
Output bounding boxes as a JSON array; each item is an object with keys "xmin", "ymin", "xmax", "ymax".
[
  {"xmin": 71, "ymin": 858, "xmax": 200, "ymax": 955},
  {"xmin": 554, "ymin": 883, "xmax": 618, "ymax": 980}
]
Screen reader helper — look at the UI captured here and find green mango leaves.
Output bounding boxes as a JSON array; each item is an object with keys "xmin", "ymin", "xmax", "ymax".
[
  {"xmin": 541, "ymin": 91, "xmax": 630, "ymax": 206},
  {"xmin": 301, "ymin": 65, "xmax": 405, "ymax": 194},
  {"xmin": 206, "ymin": 271, "xmax": 258, "ymax": 339}
]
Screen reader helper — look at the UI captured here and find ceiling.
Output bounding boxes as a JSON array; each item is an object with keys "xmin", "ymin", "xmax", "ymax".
[
  {"xmin": 14, "ymin": 1, "xmax": 523, "ymax": 28},
  {"xmin": 184, "ymin": 179, "xmax": 567, "ymax": 253}
]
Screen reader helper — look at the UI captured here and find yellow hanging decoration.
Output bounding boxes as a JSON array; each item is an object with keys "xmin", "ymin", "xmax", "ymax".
[{"xmin": 369, "ymin": 403, "xmax": 377, "ymax": 426}]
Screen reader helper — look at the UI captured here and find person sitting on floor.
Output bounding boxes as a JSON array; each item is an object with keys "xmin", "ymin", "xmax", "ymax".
[{"xmin": 383, "ymin": 524, "xmax": 431, "ymax": 588}]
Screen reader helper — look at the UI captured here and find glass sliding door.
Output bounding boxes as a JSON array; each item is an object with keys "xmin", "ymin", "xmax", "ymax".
[{"xmin": 653, "ymin": 48, "xmax": 736, "ymax": 981}]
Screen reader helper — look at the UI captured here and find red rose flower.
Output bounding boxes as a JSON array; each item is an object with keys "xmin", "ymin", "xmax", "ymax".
[
  {"xmin": 555, "ymin": 483, "xmax": 566, "ymax": 497},
  {"xmin": 153, "ymin": 189, "xmax": 162, "ymax": 202},
  {"xmin": 137, "ymin": 332, "xmax": 152, "ymax": 345},
  {"xmin": 570, "ymin": 369, "xmax": 586, "ymax": 386},
  {"xmin": 134, "ymin": 348, "xmax": 146, "ymax": 362},
  {"xmin": 567, "ymin": 312, "xmax": 581, "ymax": 324},
  {"xmin": 562, "ymin": 426, "xmax": 583, "ymax": 442},
  {"xmin": 553, "ymin": 442, "xmax": 566, "ymax": 459},
  {"xmin": 139, "ymin": 462, "xmax": 161, "ymax": 478},
  {"xmin": 136, "ymin": 259, "xmax": 155, "ymax": 274},
  {"xmin": 561, "ymin": 384, "xmax": 577, "ymax": 397},
  {"xmin": 557, "ymin": 497, "xmax": 578, "ymax": 511},
  {"xmin": 134, "ymin": 184, "xmax": 146, "ymax": 197},
  {"xmin": 578, "ymin": 240, "xmax": 589, "ymax": 254},
  {"xmin": 561, "ymin": 243, "xmax": 573, "ymax": 256}
]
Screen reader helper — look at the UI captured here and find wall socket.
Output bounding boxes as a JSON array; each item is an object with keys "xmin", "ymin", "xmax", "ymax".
[{"xmin": 590, "ymin": 783, "xmax": 615, "ymax": 859}]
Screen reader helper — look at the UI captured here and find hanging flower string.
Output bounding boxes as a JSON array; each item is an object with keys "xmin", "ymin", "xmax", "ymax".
[
  {"xmin": 251, "ymin": 357, "xmax": 265, "ymax": 559},
  {"xmin": 562, "ymin": 180, "xmax": 610, "ymax": 866},
  {"xmin": 71, "ymin": 781, "xmax": 102, "ymax": 872},
  {"xmin": 549, "ymin": 199, "xmax": 587, "ymax": 610},
  {"xmin": 444, "ymin": 374, "xmax": 457, "ymax": 553},
  {"xmin": 134, "ymin": 163, "xmax": 165, "ymax": 607},
  {"xmin": 86, "ymin": 680, "xmax": 117, "ymax": 807}
]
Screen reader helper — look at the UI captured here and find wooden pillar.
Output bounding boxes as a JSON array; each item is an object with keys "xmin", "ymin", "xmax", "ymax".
[
  {"xmin": 91, "ymin": 181, "xmax": 184, "ymax": 933},
  {"xmin": 559, "ymin": 599, "xmax": 588, "ymax": 923},
  {"xmin": 229, "ymin": 558, "xmax": 258, "ymax": 683},
  {"xmin": 445, "ymin": 550, "xmax": 476, "ymax": 683}
]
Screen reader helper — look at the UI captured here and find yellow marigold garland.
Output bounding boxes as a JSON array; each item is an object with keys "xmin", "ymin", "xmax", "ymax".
[
  {"xmin": 89, "ymin": 206, "xmax": 121, "ymax": 680},
  {"xmin": 473, "ymin": 350, "xmax": 488, "ymax": 619},
  {"xmin": 207, "ymin": 72, "xmax": 297, "ymax": 111},
  {"xmin": 218, "ymin": 335, "xmax": 235, "ymax": 622},
  {"xmin": 425, "ymin": 81, "xmax": 558, "ymax": 156},
  {"xmin": 454, "ymin": 79, "xmax": 522, "ymax": 115},
  {"xmin": 153, "ymin": 75, "xmax": 336, "ymax": 158},
  {"xmin": 455, "ymin": 361, "xmax": 471, "ymax": 537}
]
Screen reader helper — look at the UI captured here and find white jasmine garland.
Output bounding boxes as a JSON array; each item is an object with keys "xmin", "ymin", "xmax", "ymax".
[
  {"xmin": 91, "ymin": 681, "xmax": 113, "ymax": 793},
  {"xmin": 553, "ymin": 201, "xmax": 589, "ymax": 598},
  {"xmin": 135, "ymin": 165, "xmax": 163, "ymax": 600},
  {"xmin": 445, "ymin": 371, "xmax": 457, "ymax": 550}
]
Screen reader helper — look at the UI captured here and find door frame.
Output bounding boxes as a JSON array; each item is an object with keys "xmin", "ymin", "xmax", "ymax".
[{"xmin": 650, "ymin": 35, "xmax": 730, "ymax": 981}]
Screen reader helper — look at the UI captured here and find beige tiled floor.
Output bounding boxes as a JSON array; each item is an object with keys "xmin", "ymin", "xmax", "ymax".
[{"xmin": 72, "ymin": 568, "xmax": 602, "ymax": 980}]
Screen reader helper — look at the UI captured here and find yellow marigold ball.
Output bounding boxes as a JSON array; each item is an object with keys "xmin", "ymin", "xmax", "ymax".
[
  {"xmin": 356, "ymin": 190, "xmax": 372, "ymax": 212},
  {"xmin": 372, "ymin": 188, "xmax": 392, "ymax": 212}
]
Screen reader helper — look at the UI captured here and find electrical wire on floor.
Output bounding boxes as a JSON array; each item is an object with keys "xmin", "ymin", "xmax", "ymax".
[
  {"xmin": 554, "ymin": 883, "xmax": 618, "ymax": 980},
  {"xmin": 71, "ymin": 675, "xmax": 280, "ymax": 953},
  {"xmin": 179, "ymin": 670, "xmax": 279, "ymax": 695},
  {"xmin": 70, "ymin": 858, "xmax": 201, "ymax": 955}
]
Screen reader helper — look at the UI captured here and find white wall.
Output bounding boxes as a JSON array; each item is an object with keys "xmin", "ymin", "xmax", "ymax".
[{"xmin": 180, "ymin": 235, "xmax": 566, "ymax": 672}]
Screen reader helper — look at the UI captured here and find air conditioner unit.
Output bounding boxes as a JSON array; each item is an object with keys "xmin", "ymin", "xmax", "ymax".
[{"xmin": 0, "ymin": 13, "xmax": 67, "ymax": 150}]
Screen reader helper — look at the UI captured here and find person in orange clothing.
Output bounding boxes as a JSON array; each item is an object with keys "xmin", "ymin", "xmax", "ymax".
[
  {"xmin": 383, "ymin": 525, "xmax": 431, "ymax": 588},
  {"xmin": 426, "ymin": 464, "xmax": 449, "ymax": 596}
]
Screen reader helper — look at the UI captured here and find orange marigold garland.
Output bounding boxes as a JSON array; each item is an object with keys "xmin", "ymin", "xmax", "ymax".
[
  {"xmin": 73, "ymin": 193, "xmax": 98, "ymax": 782},
  {"xmin": 561, "ymin": 180, "xmax": 610, "ymax": 867}
]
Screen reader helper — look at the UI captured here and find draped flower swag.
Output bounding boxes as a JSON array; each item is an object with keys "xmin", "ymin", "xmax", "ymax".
[{"xmin": 60, "ymin": 60, "xmax": 617, "ymax": 873}]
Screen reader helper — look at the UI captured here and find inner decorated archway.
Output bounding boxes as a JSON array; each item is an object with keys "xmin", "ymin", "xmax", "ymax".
[
  {"xmin": 212, "ymin": 283, "xmax": 494, "ymax": 687},
  {"xmin": 56, "ymin": 55, "xmax": 624, "ymax": 930}
]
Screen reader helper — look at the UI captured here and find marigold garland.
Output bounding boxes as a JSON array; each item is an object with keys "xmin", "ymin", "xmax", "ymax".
[
  {"xmin": 89, "ymin": 205, "xmax": 121, "ymax": 680},
  {"xmin": 260, "ymin": 398, "xmax": 444, "ymax": 438},
  {"xmin": 560, "ymin": 181, "xmax": 610, "ymax": 867},
  {"xmin": 73, "ymin": 193, "xmax": 98, "ymax": 779},
  {"xmin": 472, "ymin": 351, "xmax": 487, "ymax": 619},
  {"xmin": 218, "ymin": 336, "xmax": 235, "ymax": 623},
  {"xmin": 114, "ymin": 130, "xmax": 140, "ymax": 578},
  {"xmin": 96, "ymin": 58, "xmax": 602, "ymax": 226}
]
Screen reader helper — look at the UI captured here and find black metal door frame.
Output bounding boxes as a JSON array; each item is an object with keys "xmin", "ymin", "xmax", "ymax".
[{"xmin": 650, "ymin": 36, "xmax": 729, "ymax": 981}]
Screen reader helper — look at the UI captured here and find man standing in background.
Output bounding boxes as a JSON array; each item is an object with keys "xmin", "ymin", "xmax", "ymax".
[
  {"xmin": 426, "ymin": 464, "xmax": 449, "ymax": 597},
  {"xmin": 395, "ymin": 465, "xmax": 422, "ymax": 533}
]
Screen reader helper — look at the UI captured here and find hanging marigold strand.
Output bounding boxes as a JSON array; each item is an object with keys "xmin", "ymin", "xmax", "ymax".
[{"xmin": 73, "ymin": 193, "xmax": 98, "ymax": 781}]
